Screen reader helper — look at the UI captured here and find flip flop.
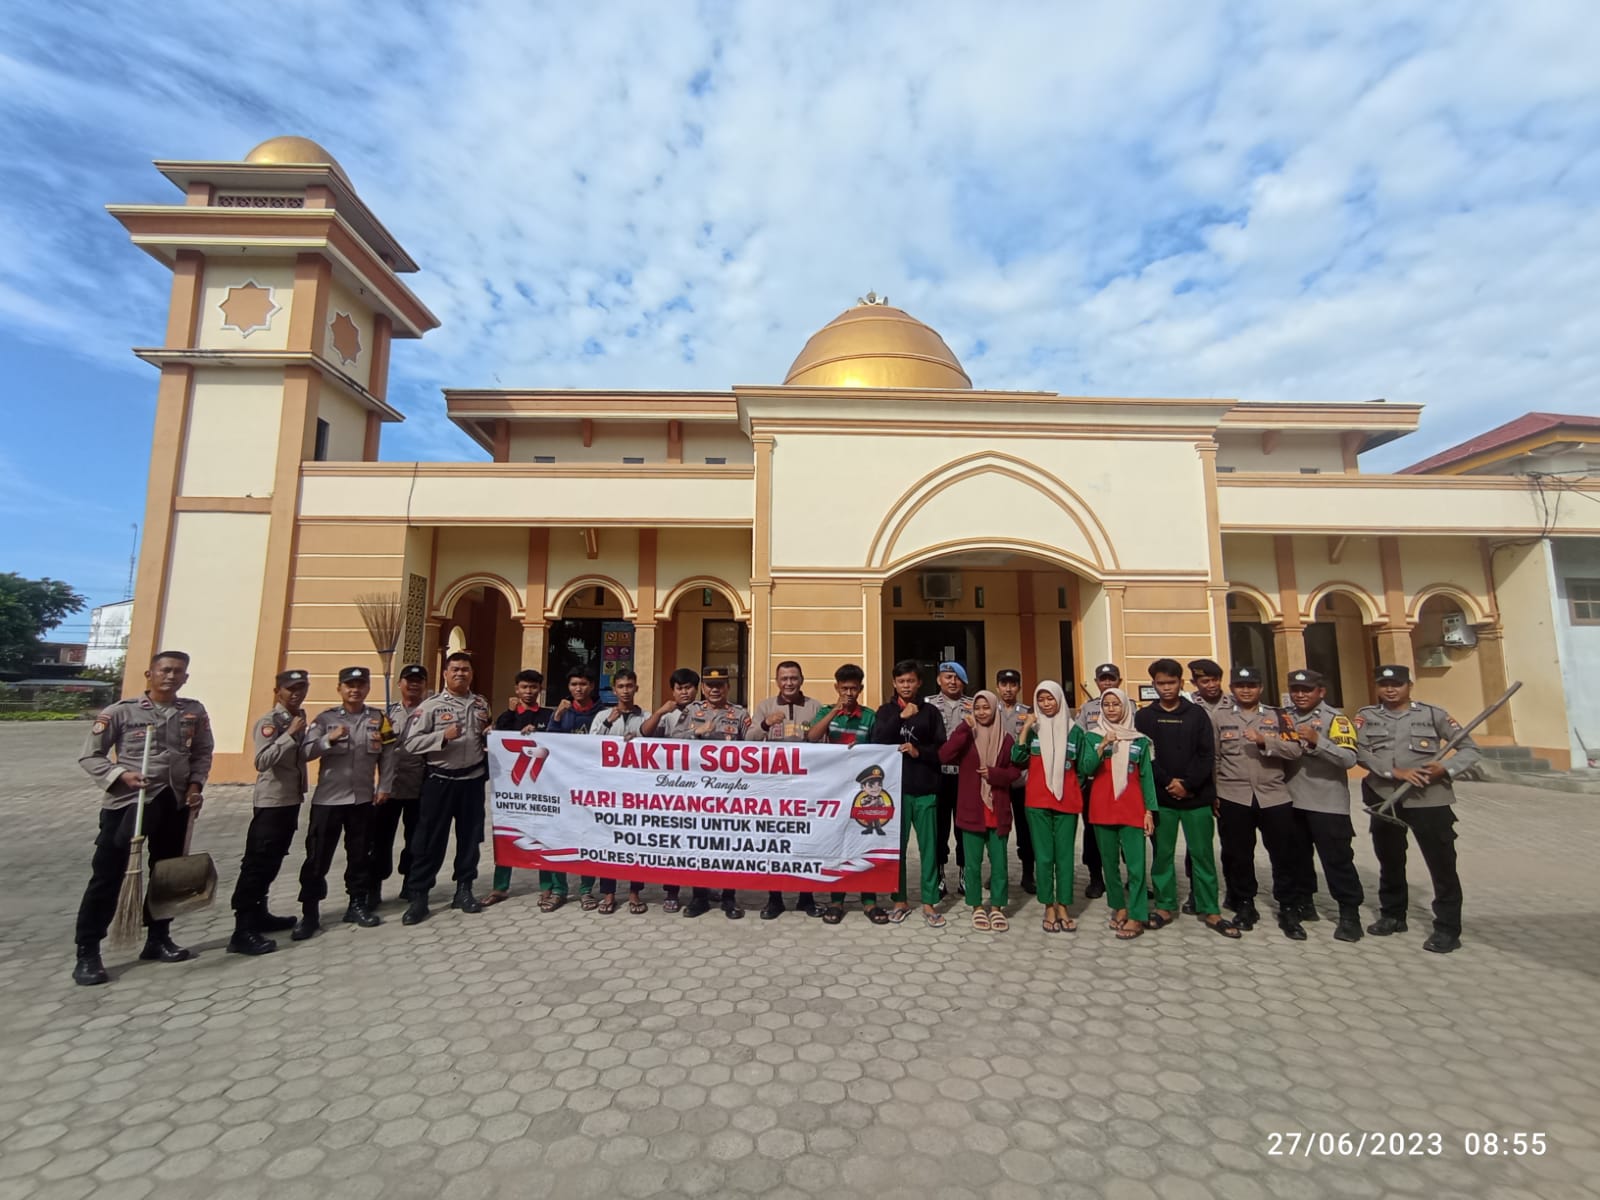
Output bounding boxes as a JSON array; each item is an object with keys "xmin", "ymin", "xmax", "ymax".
[
  {"xmin": 628, "ymin": 895, "xmax": 648, "ymax": 915},
  {"xmin": 1043, "ymin": 917, "xmax": 1059, "ymax": 933},
  {"xmin": 1115, "ymin": 922, "xmax": 1144, "ymax": 941},
  {"xmin": 539, "ymin": 894, "xmax": 566, "ymax": 913},
  {"xmin": 923, "ymin": 909, "xmax": 946, "ymax": 928},
  {"xmin": 1061, "ymin": 915, "xmax": 1078, "ymax": 933},
  {"xmin": 888, "ymin": 907, "xmax": 910, "ymax": 924},
  {"xmin": 596, "ymin": 894, "xmax": 617, "ymax": 914},
  {"xmin": 662, "ymin": 897, "xmax": 681, "ymax": 914},
  {"xmin": 579, "ymin": 893, "xmax": 600, "ymax": 911}
]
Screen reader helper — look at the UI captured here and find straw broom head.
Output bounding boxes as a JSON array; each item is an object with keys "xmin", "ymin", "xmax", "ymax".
[
  {"xmin": 108, "ymin": 844, "xmax": 146, "ymax": 947},
  {"xmin": 355, "ymin": 592, "xmax": 405, "ymax": 659}
]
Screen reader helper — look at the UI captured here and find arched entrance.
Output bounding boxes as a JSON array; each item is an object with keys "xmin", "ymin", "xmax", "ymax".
[
  {"xmin": 659, "ymin": 579, "xmax": 751, "ymax": 706},
  {"xmin": 438, "ymin": 584, "xmax": 520, "ymax": 708},
  {"xmin": 880, "ymin": 550, "xmax": 1099, "ymax": 706},
  {"xmin": 1305, "ymin": 590, "xmax": 1379, "ymax": 708},
  {"xmin": 547, "ymin": 582, "xmax": 636, "ymax": 706},
  {"xmin": 1226, "ymin": 590, "xmax": 1279, "ymax": 701}
]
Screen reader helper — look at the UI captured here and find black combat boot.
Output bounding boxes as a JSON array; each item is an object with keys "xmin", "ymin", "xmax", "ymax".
[
  {"xmin": 1233, "ymin": 902, "xmax": 1260, "ymax": 931},
  {"xmin": 1298, "ymin": 899, "xmax": 1323, "ymax": 922},
  {"xmin": 258, "ymin": 904, "xmax": 296, "ymax": 933},
  {"xmin": 72, "ymin": 943, "xmax": 109, "ymax": 986},
  {"xmin": 401, "ymin": 894, "xmax": 430, "ymax": 925},
  {"xmin": 290, "ymin": 902, "xmax": 321, "ymax": 941},
  {"xmin": 342, "ymin": 897, "xmax": 381, "ymax": 927},
  {"xmin": 451, "ymin": 884, "xmax": 483, "ymax": 914},
  {"xmin": 1367, "ymin": 915, "xmax": 1407, "ymax": 936},
  {"xmin": 227, "ymin": 911, "xmax": 277, "ymax": 956},
  {"xmin": 1019, "ymin": 867, "xmax": 1036, "ymax": 895},
  {"xmin": 139, "ymin": 925, "xmax": 193, "ymax": 962},
  {"xmin": 1277, "ymin": 908, "xmax": 1307, "ymax": 941},
  {"xmin": 1423, "ymin": 930, "xmax": 1461, "ymax": 954},
  {"xmin": 1334, "ymin": 905, "xmax": 1363, "ymax": 943}
]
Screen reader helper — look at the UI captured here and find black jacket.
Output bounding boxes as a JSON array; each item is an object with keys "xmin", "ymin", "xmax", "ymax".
[
  {"xmin": 1133, "ymin": 699, "xmax": 1214, "ymax": 810},
  {"xmin": 870, "ymin": 701, "xmax": 947, "ymax": 797}
]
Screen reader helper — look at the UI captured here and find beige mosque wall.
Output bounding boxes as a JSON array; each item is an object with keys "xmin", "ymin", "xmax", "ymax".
[
  {"xmin": 1216, "ymin": 476, "xmax": 1590, "ymax": 536},
  {"xmin": 195, "ymin": 260, "xmax": 295, "ymax": 351},
  {"xmin": 283, "ymin": 523, "xmax": 408, "ymax": 709},
  {"xmin": 1290, "ymin": 535, "xmax": 1386, "ymax": 620},
  {"xmin": 508, "ymin": 421, "xmax": 668, "ymax": 465},
  {"xmin": 1215, "ymin": 432, "xmax": 1349, "ymax": 474},
  {"xmin": 159, "ymin": 512, "xmax": 272, "ymax": 755},
  {"xmin": 548, "ymin": 527, "xmax": 639, "ymax": 615},
  {"xmin": 1492, "ymin": 541, "xmax": 1570, "ymax": 768},
  {"xmin": 434, "ymin": 527, "xmax": 530, "ymax": 612},
  {"xmin": 316, "ymin": 385, "xmax": 370, "ymax": 464},
  {"xmin": 680, "ymin": 425, "xmax": 754, "ymax": 465},
  {"xmin": 1411, "ymin": 596, "xmax": 1488, "ymax": 729},
  {"xmin": 177, "ymin": 371, "xmax": 285, "ymax": 498},
  {"xmin": 324, "ymin": 280, "xmax": 375, "ymax": 376}
]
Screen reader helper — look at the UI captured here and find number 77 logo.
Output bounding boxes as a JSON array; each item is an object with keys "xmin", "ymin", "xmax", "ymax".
[{"xmin": 503, "ymin": 740, "xmax": 550, "ymax": 784}]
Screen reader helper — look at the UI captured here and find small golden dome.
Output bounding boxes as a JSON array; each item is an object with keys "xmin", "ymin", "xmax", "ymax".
[
  {"xmin": 243, "ymin": 136, "xmax": 345, "ymax": 173},
  {"xmin": 784, "ymin": 299, "xmax": 971, "ymax": 389}
]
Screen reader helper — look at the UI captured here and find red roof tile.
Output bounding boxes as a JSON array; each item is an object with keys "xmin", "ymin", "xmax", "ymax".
[{"xmin": 1399, "ymin": 412, "xmax": 1600, "ymax": 474}]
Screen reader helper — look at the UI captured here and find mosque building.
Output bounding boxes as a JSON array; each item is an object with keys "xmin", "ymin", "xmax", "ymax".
[{"xmin": 109, "ymin": 137, "xmax": 1600, "ymax": 782}]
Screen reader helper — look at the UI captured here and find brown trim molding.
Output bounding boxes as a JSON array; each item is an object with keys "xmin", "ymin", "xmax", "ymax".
[{"xmin": 174, "ymin": 496, "xmax": 272, "ymax": 513}]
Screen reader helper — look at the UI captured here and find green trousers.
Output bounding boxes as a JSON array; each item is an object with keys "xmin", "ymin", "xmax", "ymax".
[
  {"xmin": 1094, "ymin": 824, "xmax": 1149, "ymax": 922},
  {"xmin": 492, "ymin": 865, "xmax": 512, "ymax": 892},
  {"xmin": 1151, "ymin": 805, "xmax": 1219, "ymax": 915},
  {"xmin": 961, "ymin": 829, "xmax": 1009, "ymax": 908},
  {"xmin": 891, "ymin": 793, "xmax": 940, "ymax": 905},
  {"xmin": 492, "ymin": 866, "xmax": 573, "ymax": 896},
  {"xmin": 1025, "ymin": 808, "xmax": 1078, "ymax": 905}
]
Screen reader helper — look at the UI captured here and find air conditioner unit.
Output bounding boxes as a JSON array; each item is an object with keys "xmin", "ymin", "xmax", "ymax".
[
  {"xmin": 1441, "ymin": 613, "xmax": 1477, "ymax": 647},
  {"xmin": 920, "ymin": 572, "xmax": 961, "ymax": 602}
]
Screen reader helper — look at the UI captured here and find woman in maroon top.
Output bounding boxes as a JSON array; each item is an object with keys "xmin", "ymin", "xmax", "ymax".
[{"xmin": 939, "ymin": 690, "xmax": 1021, "ymax": 931}]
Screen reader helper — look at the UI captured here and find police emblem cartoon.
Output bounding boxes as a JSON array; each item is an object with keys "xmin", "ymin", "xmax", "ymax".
[{"xmin": 850, "ymin": 763, "xmax": 895, "ymax": 836}]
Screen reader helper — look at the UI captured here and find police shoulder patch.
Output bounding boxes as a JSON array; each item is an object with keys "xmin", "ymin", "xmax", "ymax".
[
  {"xmin": 1328, "ymin": 715, "xmax": 1357, "ymax": 749},
  {"xmin": 1353, "ymin": 715, "xmax": 1365, "ymax": 729},
  {"xmin": 91, "ymin": 718, "xmax": 109, "ymax": 735},
  {"xmin": 261, "ymin": 723, "xmax": 277, "ymax": 738}
]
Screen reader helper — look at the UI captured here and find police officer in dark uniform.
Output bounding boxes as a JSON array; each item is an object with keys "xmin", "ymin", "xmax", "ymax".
[
  {"xmin": 1283, "ymin": 668, "xmax": 1364, "ymax": 943},
  {"xmin": 292, "ymin": 666, "xmax": 392, "ymax": 939},
  {"xmin": 228, "ymin": 669, "xmax": 317, "ymax": 955},
  {"xmin": 73, "ymin": 650, "xmax": 213, "ymax": 985},
  {"xmin": 1355, "ymin": 664, "xmax": 1480, "ymax": 954},
  {"xmin": 369, "ymin": 663, "xmax": 430, "ymax": 908}
]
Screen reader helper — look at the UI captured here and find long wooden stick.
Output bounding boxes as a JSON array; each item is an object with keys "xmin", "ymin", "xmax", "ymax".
[{"xmin": 1365, "ymin": 680, "xmax": 1522, "ymax": 823}]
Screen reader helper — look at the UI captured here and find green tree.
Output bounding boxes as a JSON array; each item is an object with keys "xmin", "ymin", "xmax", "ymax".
[{"xmin": 0, "ymin": 574, "xmax": 87, "ymax": 670}]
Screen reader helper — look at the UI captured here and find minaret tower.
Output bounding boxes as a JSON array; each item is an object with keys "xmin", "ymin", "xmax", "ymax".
[{"xmin": 109, "ymin": 136, "xmax": 438, "ymax": 777}]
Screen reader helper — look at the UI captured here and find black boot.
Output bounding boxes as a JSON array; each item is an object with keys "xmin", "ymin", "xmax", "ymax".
[
  {"xmin": 1233, "ymin": 902, "xmax": 1260, "ymax": 931},
  {"xmin": 1334, "ymin": 905, "xmax": 1363, "ymax": 943},
  {"xmin": 290, "ymin": 902, "xmax": 320, "ymax": 941},
  {"xmin": 139, "ymin": 933, "xmax": 193, "ymax": 962},
  {"xmin": 1423, "ymin": 930, "xmax": 1461, "ymax": 954},
  {"xmin": 1020, "ymin": 867, "xmax": 1036, "ymax": 895},
  {"xmin": 401, "ymin": 894, "xmax": 430, "ymax": 925},
  {"xmin": 1181, "ymin": 896, "xmax": 1197, "ymax": 915},
  {"xmin": 367, "ymin": 887, "xmax": 383, "ymax": 910},
  {"xmin": 1277, "ymin": 908, "xmax": 1307, "ymax": 941},
  {"xmin": 258, "ymin": 905, "xmax": 296, "ymax": 933},
  {"xmin": 1084, "ymin": 877, "xmax": 1106, "ymax": 900},
  {"xmin": 227, "ymin": 912, "xmax": 277, "ymax": 956},
  {"xmin": 1367, "ymin": 915, "xmax": 1408, "ymax": 936},
  {"xmin": 760, "ymin": 895, "xmax": 785, "ymax": 920},
  {"xmin": 72, "ymin": 944, "xmax": 109, "ymax": 986},
  {"xmin": 342, "ymin": 897, "xmax": 381, "ymax": 928},
  {"xmin": 1299, "ymin": 899, "xmax": 1323, "ymax": 922},
  {"xmin": 451, "ymin": 884, "xmax": 483, "ymax": 914}
]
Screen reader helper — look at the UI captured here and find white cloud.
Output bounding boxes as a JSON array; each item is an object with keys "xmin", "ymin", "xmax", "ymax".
[{"xmin": 1, "ymin": 1, "xmax": 1597, "ymax": 476}]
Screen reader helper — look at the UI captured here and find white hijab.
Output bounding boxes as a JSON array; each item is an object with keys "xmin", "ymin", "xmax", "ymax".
[
  {"xmin": 1097, "ymin": 686, "xmax": 1141, "ymax": 785},
  {"xmin": 1033, "ymin": 681, "xmax": 1073, "ymax": 800}
]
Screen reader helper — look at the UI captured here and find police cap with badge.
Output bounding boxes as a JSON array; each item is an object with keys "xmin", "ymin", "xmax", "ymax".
[
  {"xmin": 275, "ymin": 669, "xmax": 309, "ymax": 688},
  {"xmin": 1375, "ymin": 664, "xmax": 1411, "ymax": 684},
  {"xmin": 1230, "ymin": 665, "xmax": 1262, "ymax": 685},
  {"xmin": 1094, "ymin": 663, "xmax": 1121, "ymax": 682},
  {"xmin": 855, "ymin": 763, "xmax": 886, "ymax": 786},
  {"xmin": 338, "ymin": 666, "xmax": 371, "ymax": 685},
  {"xmin": 1286, "ymin": 668, "xmax": 1326, "ymax": 689},
  {"xmin": 995, "ymin": 669, "xmax": 1022, "ymax": 686},
  {"xmin": 399, "ymin": 664, "xmax": 428, "ymax": 682},
  {"xmin": 702, "ymin": 667, "xmax": 732, "ymax": 684}
]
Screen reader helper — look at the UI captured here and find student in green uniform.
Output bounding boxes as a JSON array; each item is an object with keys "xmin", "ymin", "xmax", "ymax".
[
  {"xmin": 1081, "ymin": 687, "xmax": 1158, "ymax": 941},
  {"xmin": 872, "ymin": 660, "xmax": 948, "ymax": 927},
  {"xmin": 1011, "ymin": 681, "xmax": 1091, "ymax": 933},
  {"xmin": 805, "ymin": 664, "xmax": 888, "ymax": 924}
]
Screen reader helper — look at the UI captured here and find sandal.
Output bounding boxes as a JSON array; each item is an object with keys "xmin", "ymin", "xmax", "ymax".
[
  {"xmin": 1205, "ymin": 916, "xmax": 1242, "ymax": 939},
  {"xmin": 888, "ymin": 907, "xmax": 910, "ymax": 924},
  {"xmin": 580, "ymin": 893, "xmax": 600, "ymax": 911},
  {"xmin": 990, "ymin": 910, "xmax": 1009, "ymax": 933},
  {"xmin": 481, "ymin": 889, "xmax": 511, "ymax": 908},
  {"xmin": 865, "ymin": 906, "xmax": 890, "ymax": 925},
  {"xmin": 662, "ymin": 897, "xmax": 681, "ymax": 914},
  {"xmin": 972, "ymin": 908, "xmax": 992, "ymax": 931},
  {"xmin": 1107, "ymin": 910, "xmax": 1128, "ymax": 931},
  {"xmin": 539, "ymin": 893, "xmax": 566, "ymax": 913},
  {"xmin": 923, "ymin": 909, "xmax": 947, "ymax": 928},
  {"xmin": 822, "ymin": 906, "xmax": 846, "ymax": 925},
  {"xmin": 596, "ymin": 894, "xmax": 617, "ymax": 914},
  {"xmin": 1147, "ymin": 912, "xmax": 1174, "ymax": 930},
  {"xmin": 1043, "ymin": 916, "xmax": 1060, "ymax": 933},
  {"xmin": 628, "ymin": 895, "xmax": 648, "ymax": 915},
  {"xmin": 1115, "ymin": 920, "xmax": 1144, "ymax": 941},
  {"xmin": 1061, "ymin": 914, "xmax": 1078, "ymax": 933}
]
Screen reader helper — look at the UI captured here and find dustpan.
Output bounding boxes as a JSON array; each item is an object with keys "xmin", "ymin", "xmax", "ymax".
[{"xmin": 147, "ymin": 809, "xmax": 218, "ymax": 920}]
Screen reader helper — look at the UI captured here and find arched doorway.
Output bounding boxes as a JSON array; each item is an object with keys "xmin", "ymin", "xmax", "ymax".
[
  {"xmin": 1306, "ymin": 591, "xmax": 1378, "ymax": 709},
  {"xmin": 659, "ymin": 580, "xmax": 750, "ymax": 706},
  {"xmin": 1409, "ymin": 593, "xmax": 1486, "ymax": 720},
  {"xmin": 1226, "ymin": 590, "xmax": 1278, "ymax": 701},
  {"xmin": 880, "ymin": 550, "xmax": 1096, "ymax": 706},
  {"xmin": 441, "ymin": 586, "xmax": 519, "ymax": 708},
  {"xmin": 548, "ymin": 582, "xmax": 635, "ymax": 706}
]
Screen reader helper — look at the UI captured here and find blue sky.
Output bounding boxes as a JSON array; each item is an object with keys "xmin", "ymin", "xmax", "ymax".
[{"xmin": 3, "ymin": 3, "xmax": 1598, "ymax": 632}]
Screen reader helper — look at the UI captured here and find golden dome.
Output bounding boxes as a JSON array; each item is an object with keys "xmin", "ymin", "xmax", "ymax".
[
  {"xmin": 243, "ymin": 135, "xmax": 345, "ymax": 173},
  {"xmin": 784, "ymin": 299, "xmax": 971, "ymax": 389}
]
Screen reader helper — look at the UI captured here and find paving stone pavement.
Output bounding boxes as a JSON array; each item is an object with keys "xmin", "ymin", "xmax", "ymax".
[{"xmin": 2, "ymin": 721, "xmax": 1598, "ymax": 1200}]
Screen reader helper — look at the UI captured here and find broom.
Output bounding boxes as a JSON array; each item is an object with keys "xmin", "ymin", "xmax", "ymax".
[
  {"xmin": 356, "ymin": 592, "xmax": 405, "ymax": 744},
  {"xmin": 109, "ymin": 731, "xmax": 155, "ymax": 948}
]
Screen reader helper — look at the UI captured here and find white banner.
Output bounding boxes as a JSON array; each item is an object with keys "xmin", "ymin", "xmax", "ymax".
[{"xmin": 488, "ymin": 732, "xmax": 903, "ymax": 891}]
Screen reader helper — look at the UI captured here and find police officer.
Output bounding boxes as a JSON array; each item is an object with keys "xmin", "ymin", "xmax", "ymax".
[
  {"xmin": 228, "ymin": 669, "xmax": 316, "ymax": 956},
  {"xmin": 369, "ymin": 663, "xmax": 429, "ymax": 910},
  {"xmin": 680, "ymin": 667, "xmax": 749, "ymax": 919},
  {"xmin": 73, "ymin": 650, "xmax": 213, "ymax": 985},
  {"xmin": 1213, "ymin": 665, "xmax": 1306, "ymax": 937},
  {"xmin": 926, "ymin": 661, "xmax": 973, "ymax": 896},
  {"xmin": 1074, "ymin": 664, "xmax": 1123, "ymax": 898},
  {"xmin": 1355, "ymin": 664, "xmax": 1480, "ymax": 954},
  {"xmin": 1186, "ymin": 659, "xmax": 1229, "ymax": 715},
  {"xmin": 754, "ymin": 662, "xmax": 826, "ymax": 920},
  {"xmin": 1283, "ymin": 668, "xmax": 1364, "ymax": 943},
  {"xmin": 292, "ymin": 666, "xmax": 392, "ymax": 939},
  {"xmin": 994, "ymin": 668, "xmax": 1035, "ymax": 894},
  {"xmin": 402, "ymin": 651, "xmax": 493, "ymax": 925}
]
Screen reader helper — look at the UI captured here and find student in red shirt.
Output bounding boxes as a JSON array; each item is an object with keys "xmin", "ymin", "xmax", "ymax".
[
  {"xmin": 1011, "ymin": 681, "xmax": 1092, "ymax": 933},
  {"xmin": 1081, "ymin": 687, "xmax": 1158, "ymax": 941},
  {"xmin": 938, "ymin": 690, "xmax": 1021, "ymax": 931}
]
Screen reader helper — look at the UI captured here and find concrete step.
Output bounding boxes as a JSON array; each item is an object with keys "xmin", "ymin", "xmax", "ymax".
[
  {"xmin": 1480, "ymin": 745, "xmax": 1535, "ymax": 762},
  {"xmin": 1476, "ymin": 759, "xmax": 1600, "ymax": 795},
  {"xmin": 1503, "ymin": 757, "xmax": 1554, "ymax": 774}
]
